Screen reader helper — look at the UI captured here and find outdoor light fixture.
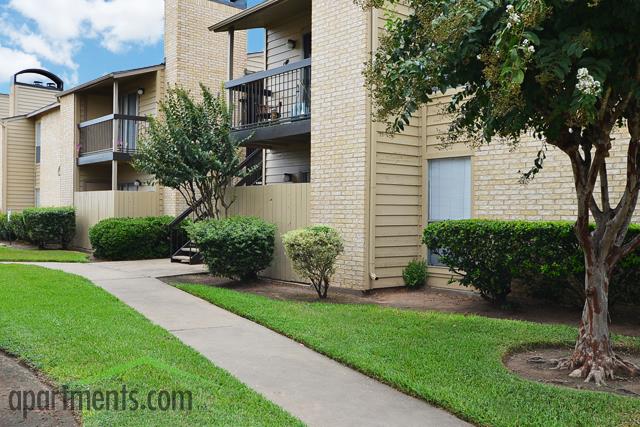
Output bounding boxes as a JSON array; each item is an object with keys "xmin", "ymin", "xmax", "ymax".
[
  {"xmin": 137, "ymin": 88, "xmax": 145, "ymax": 96},
  {"xmin": 287, "ymin": 39, "xmax": 297, "ymax": 49}
]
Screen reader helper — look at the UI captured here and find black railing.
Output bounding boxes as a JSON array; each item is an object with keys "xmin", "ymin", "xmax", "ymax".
[
  {"xmin": 169, "ymin": 198, "xmax": 206, "ymax": 264},
  {"xmin": 236, "ymin": 149, "xmax": 263, "ymax": 186},
  {"xmin": 226, "ymin": 58, "xmax": 311, "ymax": 131},
  {"xmin": 78, "ymin": 114, "xmax": 147, "ymax": 156}
]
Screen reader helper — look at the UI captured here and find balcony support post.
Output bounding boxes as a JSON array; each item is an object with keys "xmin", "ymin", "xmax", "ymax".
[
  {"xmin": 112, "ymin": 80, "xmax": 119, "ymax": 191},
  {"xmin": 227, "ymin": 30, "xmax": 234, "ymax": 108},
  {"xmin": 112, "ymin": 160, "xmax": 118, "ymax": 191}
]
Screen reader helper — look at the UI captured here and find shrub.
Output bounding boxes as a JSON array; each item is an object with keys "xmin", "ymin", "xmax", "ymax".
[
  {"xmin": 423, "ymin": 220, "xmax": 640, "ymax": 309},
  {"xmin": 23, "ymin": 207, "xmax": 76, "ymax": 249},
  {"xmin": 188, "ymin": 216, "xmax": 276, "ymax": 280},
  {"xmin": 282, "ymin": 226, "xmax": 344, "ymax": 298},
  {"xmin": 0, "ymin": 214, "xmax": 12, "ymax": 240},
  {"xmin": 402, "ymin": 259, "xmax": 428, "ymax": 289},
  {"xmin": 90, "ymin": 216, "xmax": 173, "ymax": 260},
  {"xmin": 8, "ymin": 212, "xmax": 28, "ymax": 242},
  {"xmin": 423, "ymin": 220, "xmax": 515, "ymax": 303}
]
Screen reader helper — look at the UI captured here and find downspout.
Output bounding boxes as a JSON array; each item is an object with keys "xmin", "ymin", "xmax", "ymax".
[
  {"xmin": 0, "ymin": 120, "xmax": 6, "ymax": 212},
  {"xmin": 366, "ymin": 6, "xmax": 378, "ymax": 289}
]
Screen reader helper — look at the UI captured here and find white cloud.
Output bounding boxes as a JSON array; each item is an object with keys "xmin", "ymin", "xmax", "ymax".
[
  {"xmin": 0, "ymin": 0, "xmax": 163, "ymax": 85},
  {"xmin": 0, "ymin": 45, "xmax": 43, "ymax": 83},
  {"xmin": 7, "ymin": 0, "xmax": 164, "ymax": 53}
]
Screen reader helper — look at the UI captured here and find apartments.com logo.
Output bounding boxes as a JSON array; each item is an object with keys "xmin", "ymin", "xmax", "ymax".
[{"xmin": 8, "ymin": 385, "xmax": 193, "ymax": 419}]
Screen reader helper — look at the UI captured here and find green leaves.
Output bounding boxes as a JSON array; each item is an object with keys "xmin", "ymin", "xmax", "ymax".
[
  {"xmin": 135, "ymin": 85, "xmax": 245, "ymax": 219},
  {"xmin": 364, "ymin": 0, "xmax": 640, "ymax": 146},
  {"xmin": 188, "ymin": 216, "xmax": 277, "ymax": 280}
]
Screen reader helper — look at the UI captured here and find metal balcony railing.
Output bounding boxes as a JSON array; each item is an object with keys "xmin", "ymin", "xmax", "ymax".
[
  {"xmin": 78, "ymin": 114, "xmax": 147, "ymax": 156},
  {"xmin": 226, "ymin": 58, "xmax": 311, "ymax": 131}
]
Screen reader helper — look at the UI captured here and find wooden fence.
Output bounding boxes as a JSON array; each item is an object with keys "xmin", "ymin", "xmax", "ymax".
[
  {"xmin": 228, "ymin": 183, "xmax": 310, "ymax": 283},
  {"xmin": 74, "ymin": 191, "xmax": 160, "ymax": 249}
]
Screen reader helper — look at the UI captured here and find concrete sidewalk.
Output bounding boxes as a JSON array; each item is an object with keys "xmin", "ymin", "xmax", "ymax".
[{"xmin": 28, "ymin": 260, "xmax": 470, "ymax": 427}]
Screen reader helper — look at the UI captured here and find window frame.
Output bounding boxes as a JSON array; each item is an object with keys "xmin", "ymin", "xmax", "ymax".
[{"xmin": 426, "ymin": 156, "xmax": 472, "ymax": 266}]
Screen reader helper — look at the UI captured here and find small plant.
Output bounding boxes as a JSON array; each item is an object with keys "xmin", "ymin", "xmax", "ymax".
[
  {"xmin": 188, "ymin": 216, "xmax": 276, "ymax": 280},
  {"xmin": 90, "ymin": 216, "xmax": 173, "ymax": 260},
  {"xmin": 402, "ymin": 259, "xmax": 428, "ymax": 289},
  {"xmin": 282, "ymin": 226, "xmax": 344, "ymax": 299}
]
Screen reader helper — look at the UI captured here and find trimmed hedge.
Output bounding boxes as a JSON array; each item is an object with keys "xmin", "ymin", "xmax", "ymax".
[
  {"xmin": 188, "ymin": 216, "xmax": 276, "ymax": 280},
  {"xmin": 8, "ymin": 212, "xmax": 28, "ymax": 242},
  {"xmin": 423, "ymin": 220, "xmax": 640, "ymax": 308},
  {"xmin": 0, "ymin": 214, "xmax": 11, "ymax": 240},
  {"xmin": 23, "ymin": 207, "xmax": 76, "ymax": 249},
  {"xmin": 89, "ymin": 216, "xmax": 173, "ymax": 260}
]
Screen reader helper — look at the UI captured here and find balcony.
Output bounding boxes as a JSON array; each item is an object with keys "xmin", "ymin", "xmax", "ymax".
[
  {"xmin": 226, "ymin": 59, "xmax": 311, "ymax": 142},
  {"xmin": 78, "ymin": 114, "xmax": 147, "ymax": 165}
]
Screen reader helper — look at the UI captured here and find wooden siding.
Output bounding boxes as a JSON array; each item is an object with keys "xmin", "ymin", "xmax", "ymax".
[
  {"xmin": 371, "ymin": 5, "xmax": 425, "ymax": 288},
  {"xmin": 119, "ymin": 72, "xmax": 159, "ymax": 117},
  {"xmin": 228, "ymin": 183, "xmax": 310, "ymax": 283},
  {"xmin": 266, "ymin": 12, "xmax": 311, "ymax": 70},
  {"xmin": 265, "ymin": 142, "xmax": 310, "ymax": 184},
  {"xmin": 4, "ymin": 118, "xmax": 36, "ymax": 211},
  {"xmin": 74, "ymin": 190, "xmax": 160, "ymax": 249},
  {"xmin": 0, "ymin": 94, "xmax": 9, "ymax": 118},
  {"xmin": 11, "ymin": 85, "xmax": 58, "ymax": 116}
]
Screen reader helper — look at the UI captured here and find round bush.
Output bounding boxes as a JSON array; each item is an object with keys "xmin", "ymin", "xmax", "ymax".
[
  {"xmin": 90, "ymin": 216, "xmax": 173, "ymax": 260},
  {"xmin": 188, "ymin": 216, "xmax": 276, "ymax": 280},
  {"xmin": 402, "ymin": 259, "xmax": 428, "ymax": 289},
  {"xmin": 282, "ymin": 225, "xmax": 344, "ymax": 298},
  {"xmin": 23, "ymin": 207, "xmax": 76, "ymax": 248}
]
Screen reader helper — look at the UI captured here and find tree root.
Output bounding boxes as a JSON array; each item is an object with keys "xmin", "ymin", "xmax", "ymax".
[{"xmin": 553, "ymin": 354, "xmax": 640, "ymax": 386}]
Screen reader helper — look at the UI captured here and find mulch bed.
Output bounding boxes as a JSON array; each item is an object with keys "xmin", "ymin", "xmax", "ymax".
[
  {"xmin": 163, "ymin": 273, "xmax": 640, "ymax": 337},
  {"xmin": 0, "ymin": 352, "xmax": 79, "ymax": 427},
  {"xmin": 505, "ymin": 347, "xmax": 640, "ymax": 397}
]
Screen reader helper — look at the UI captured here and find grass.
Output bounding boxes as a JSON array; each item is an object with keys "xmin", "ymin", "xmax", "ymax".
[
  {"xmin": 0, "ymin": 246, "xmax": 88, "ymax": 262},
  {"xmin": 0, "ymin": 265, "xmax": 301, "ymax": 427},
  {"xmin": 177, "ymin": 284, "xmax": 640, "ymax": 427}
]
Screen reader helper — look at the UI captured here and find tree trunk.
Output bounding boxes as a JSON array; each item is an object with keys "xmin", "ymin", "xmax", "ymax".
[{"xmin": 558, "ymin": 255, "xmax": 639, "ymax": 385}]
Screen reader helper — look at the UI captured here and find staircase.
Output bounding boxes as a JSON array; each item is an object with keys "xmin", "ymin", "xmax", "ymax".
[
  {"xmin": 169, "ymin": 150, "xmax": 264, "ymax": 264},
  {"xmin": 169, "ymin": 198, "xmax": 206, "ymax": 264}
]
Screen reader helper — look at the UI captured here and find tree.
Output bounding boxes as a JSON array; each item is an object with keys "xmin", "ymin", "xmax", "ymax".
[
  {"xmin": 360, "ymin": 0, "xmax": 640, "ymax": 385},
  {"xmin": 135, "ymin": 84, "xmax": 248, "ymax": 219}
]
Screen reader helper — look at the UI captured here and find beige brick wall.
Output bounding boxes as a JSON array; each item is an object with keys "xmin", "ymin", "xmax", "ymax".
[
  {"xmin": 39, "ymin": 108, "xmax": 64, "ymax": 207},
  {"xmin": 163, "ymin": 0, "xmax": 247, "ymax": 216},
  {"xmin": 474, "ymin": 128, "xmax": 636, "ymax": 222},
  {"xmin": 310, "ymin": 2, "xmax": 371, "ymax": 289},
  {"xmin": 55, "ymin": 95, "xmax": 76, "ymax": 207}
]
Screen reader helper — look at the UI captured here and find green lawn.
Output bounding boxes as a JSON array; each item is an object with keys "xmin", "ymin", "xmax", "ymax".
[
  {"xmin": 0, "ymin": 246, "xmax": 88, "ymax": 262},
  {"xmin": 0, "ymin": 265, "xmax": 301, "ymax": 427},
  {"xmin": 177, "ymin": 284, "xmax": 640, "ymax": 427}
]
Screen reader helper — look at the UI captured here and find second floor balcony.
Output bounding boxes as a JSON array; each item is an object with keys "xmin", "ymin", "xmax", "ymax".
[
  {"xmin": 226, "ymin": 58, "xmax": 311, "ymax": 141},
  {"xmin": 78, "ymin": 114, "xmax": 147, "ymax": 165}
]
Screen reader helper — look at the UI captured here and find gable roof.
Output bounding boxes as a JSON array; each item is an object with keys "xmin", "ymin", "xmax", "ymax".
[{"xmin": 58, "ymin": 63, "xmax": 165, "ymax": 97}]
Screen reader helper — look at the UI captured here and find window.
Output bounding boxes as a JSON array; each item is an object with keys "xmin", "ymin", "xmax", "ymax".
[
  {"xmin": 35, "ymin": 122, "xmax": 41, "ymax": 164},
  {"xmin": 427, "ymin": 157, "xmax": 471, "ymax": 265}
]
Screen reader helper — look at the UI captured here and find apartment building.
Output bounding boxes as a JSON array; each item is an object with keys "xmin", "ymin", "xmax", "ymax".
[
  {"xmin": 2, "ymin": 0, "xmax": 631, "ymax": 290},
  {"xmin": 208, "ymin": 0, "xmax": 638, "ymax": 291}
]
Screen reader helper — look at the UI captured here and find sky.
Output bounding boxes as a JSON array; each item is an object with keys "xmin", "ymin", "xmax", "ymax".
[{"xmin": 0, "ymin": 0, "xmax": 265, "ymax": 94}]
